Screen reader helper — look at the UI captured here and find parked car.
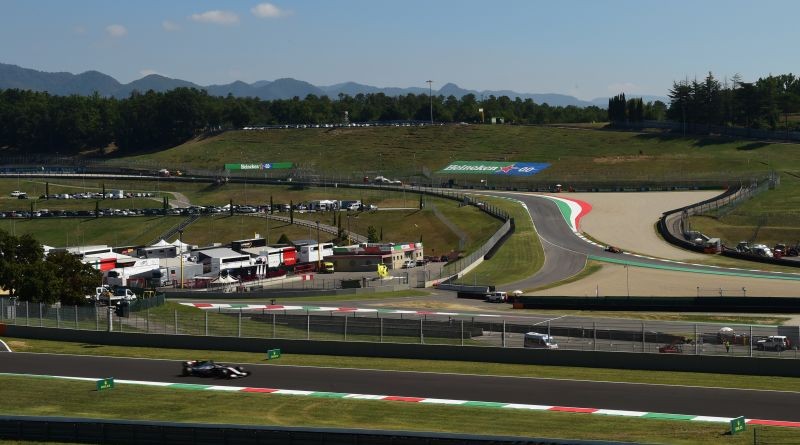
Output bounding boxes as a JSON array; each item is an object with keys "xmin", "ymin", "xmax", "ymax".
[
  {"xmin": 523, "ymin": 332, "xmax": 558, "ymax": 349},
  {"xmin": 9, "ymin": 191, "xmax": 24, "ymax": 197},
  {"xmin": 401, "ymin": 260, "xmax": 416, "ymax": 269},
  {"xmin": 755, "ymin": 335, "xmax": 791, "ymax": 351}
]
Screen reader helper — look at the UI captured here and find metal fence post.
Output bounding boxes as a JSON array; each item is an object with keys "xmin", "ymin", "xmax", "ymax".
[
  {"xmin": 306, "ymin": 314, "xmax": 310, "ymax": 340},
  {"xmin": 641, "ymin": 322, "xmax": 645, "ymax": 352},
  {"xmin": 146, "ymin": 308, "xmax": 150, "ymax": 333},
  {"xmin": 380, "ymin": 317, "xmax": 383, "ymax": 343},
  {"xmin": 95, "ymin": 305, "xmax": 98, "ymax": 331},
  {"xmin": 74, "ymin": 305, "xmax": 78, "ymax": 330},
  {"xmin": 695, "ymin": 324, "xmax": 698, "ymax": 355},
  {"xmin": 547, "ymin": 320, "xmax": 551, "ymax": 338},
  {"xmin": 272, "ymin": 313, "xmax": 276, "ymax": 338},
  {"xmin": 39, "ymin": 303, "xmax": 43, "ymax": 327},
  {"xmin": 25, "ymin": 301, "xmax": 29, "ymax": 326},
  {"xmin": 749, "ymin": 325, "xmax": 753, "ymax": 357},
  {"xmin": 502, "ymin": 320, "xmax": 506, "ymax": 348},
  {"xmin": 461, "ymin": 319, "xmax": 464, "ymax": 346},
  {"xmin": 593, "ymin": 322, "xmax": 597, "ymax": 351},
  {"xmin": 205, "ymin": 312, "xmax": 208, "ymax": 336},
  {"xmin": 238, "ymin": 310, "xmax": 242, "ymax": 337},
  {"xmin": 174, "ymin": 310, "xmax": 178, "ymax": 335},
  {"xmin": 57, "ymin": 307, "xmax": 61, "ymax": 328},
  {"xmin": 344, "ymin": 315, "xmax": 348, "ymax": 341}
]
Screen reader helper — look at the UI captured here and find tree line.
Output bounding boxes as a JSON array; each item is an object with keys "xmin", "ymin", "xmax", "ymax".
[
  {"xmin": 0, "ymin": 88, "xmax": 606, "ymax": 154},
  {"xmin": 607, "ymin": 93, "xmax": 666, "ymax": 123},
  {"xmin": 667, "ymin": 72, "xmax": 800, "ymax": 131},
  {"xmin": 0, "ymin": 229, "xmax": 101, "ymax": 305}
]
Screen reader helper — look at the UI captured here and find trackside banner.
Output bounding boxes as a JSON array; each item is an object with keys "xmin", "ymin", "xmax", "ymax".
[
  {"xmin": 438, "ymin": 161, "xmax": 551, "ymax": 176},
  {"xmin": 225, "ymin": 162, "xmax": 293, "ymax": 170}
]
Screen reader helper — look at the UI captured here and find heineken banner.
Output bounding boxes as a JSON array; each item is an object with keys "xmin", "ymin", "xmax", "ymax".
[
  {"xmin": 438, "ymin": 161, "xmax": 551, "ymax": 176},
  {"xmin": 225, "ymin": 162, "xmax": 293, "ymax": 170}
]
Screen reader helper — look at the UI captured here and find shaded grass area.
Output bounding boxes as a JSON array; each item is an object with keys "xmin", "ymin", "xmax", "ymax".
[
  {"xmin": 5, "ymin": 337, "xmax": 799, "ymax": 392},
  {"xmin": 0, "ymin": 374, "xmax": 768, "ymax": 445},
  {"xmin": 455, "ymin": 195, "xmax": 544, "ymax": 286}
]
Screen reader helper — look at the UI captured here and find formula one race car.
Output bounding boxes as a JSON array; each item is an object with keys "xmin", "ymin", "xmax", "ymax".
[
  {"xmin": 604, "ymin": 245, "xmax": 623, "ymax": 254},
  {"xmin": 181, "ymin": 360, "xmax": 251, "ymax": 379}
]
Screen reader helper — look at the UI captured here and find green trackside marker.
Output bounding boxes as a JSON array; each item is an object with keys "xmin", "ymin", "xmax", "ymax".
[
  {"xmin": 730, "ymin": 416, "xmax": 746, "ymax": 434},
  {"xmin": 267, "ymin": 348, "xmax": 282, "ymax": 360},
  {"xmin": 96, "ymin": 377, "xmax": 114, "ymax": 391},
  {"xmin": 463, "ymin": 401, "xmax": 507, "ymax": 408}
]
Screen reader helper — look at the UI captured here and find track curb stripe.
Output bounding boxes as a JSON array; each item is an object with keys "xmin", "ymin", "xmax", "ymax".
[
  {"xmin": 3, "ymin": 372, "xmax": 796, "ymax": 429},
  {"xmin": 180, "ymin": 303, "xmax": 502, "ymax": 317}
]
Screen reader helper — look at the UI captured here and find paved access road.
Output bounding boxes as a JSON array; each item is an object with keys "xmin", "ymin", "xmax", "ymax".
[{"xmin": 2, "ymin": 353, "xmax": 799, "ymax": 421}]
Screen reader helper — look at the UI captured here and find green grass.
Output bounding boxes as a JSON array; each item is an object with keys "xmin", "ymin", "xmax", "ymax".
[
  {"xmin": 110, "ymin": 126, "xmax": 797, "ymax": 183},
  {"xmin": 455, "ymin": 195, "xmax": 544, "ymax": 285},
  {"xmin": 0, "ymin": 374, "xmax": 775, "ymax": 444},
  {"xmin": 688, "ymin": 173, "xmax": 800, "ymax": 246},
  {"xmin": 0, "ymin": 179, "xmax": 500, "ymax": 257}
]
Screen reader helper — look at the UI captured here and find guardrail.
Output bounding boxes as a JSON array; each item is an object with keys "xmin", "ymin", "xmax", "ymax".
[
  {"xmin": 3, "ymin": 325, "xmax": 800, "ymax": 377},
  {"xmin": 3, "ymin": 297, "xmax": 798, "ymax": 362}
]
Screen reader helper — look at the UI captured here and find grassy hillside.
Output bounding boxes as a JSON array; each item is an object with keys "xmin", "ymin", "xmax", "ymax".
[{"xmin": 108, "ymin": 125, "xmax": 796, "ymax": 183}]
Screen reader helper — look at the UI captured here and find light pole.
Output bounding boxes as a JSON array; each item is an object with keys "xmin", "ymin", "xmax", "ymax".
[
  {"xmin": 426, "ymin": 80, "xmax": 433, "ymax": 123},
  {"xmin": 316, "ymin": 220, "xmax": 321, "ymax": 272},
  {"xmin": 624, "ymin": 265, "xmax": 630, "ymax": 297},
  {"xmin": 178, "ymin": 229, "xmax": 184, "ymax": 289}
]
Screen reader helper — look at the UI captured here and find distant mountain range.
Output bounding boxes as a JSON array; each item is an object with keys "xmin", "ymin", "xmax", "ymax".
[{"xmin": 0, "ymin": 62, "xmax": 666, "ymax": 107}]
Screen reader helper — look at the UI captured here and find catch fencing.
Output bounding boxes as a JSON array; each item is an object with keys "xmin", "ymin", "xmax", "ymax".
[{"xmin": 2, "ymin": 296, "xmax": 798, "ymax": 359}]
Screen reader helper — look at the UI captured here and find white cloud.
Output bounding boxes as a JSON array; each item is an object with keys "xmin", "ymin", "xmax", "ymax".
[
  {"xmin": 139, "ymin": 69, "xmax": 160, "ymax": 77},
  {"xmin": 251, "ymin": 3, "xmax": 288, "ymax": 18},
  {"xmin": 190, "ymin": 10, "xmax": 239, "ymax": 25},
  {"xmin": 105, "ymin": 24, "xmax": 127, "ymax": 38},
  {"xmin": 73, "ymin": 25, "xmax": 87, "ymax": 35},
  {"xmin": 162, "ymin": 20, "xmax": 181, "ymax": 32}
]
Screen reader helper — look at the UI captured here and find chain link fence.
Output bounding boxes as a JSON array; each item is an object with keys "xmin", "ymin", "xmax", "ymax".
[{"xmin": 3, "ymin": 297, "xmax": 798, "ymax": 359}]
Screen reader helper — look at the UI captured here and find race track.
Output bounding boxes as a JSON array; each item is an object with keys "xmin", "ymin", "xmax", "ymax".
[
  {"xmin": 2, "ymin": 353, "xmax": 799, "ymax": 422},
  {"xmin": 484, "ymin": 191, "xmax": 800, "ymax": 292}
]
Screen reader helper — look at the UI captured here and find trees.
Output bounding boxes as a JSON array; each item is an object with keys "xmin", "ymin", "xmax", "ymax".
[
  {"xmin": 0, "ymin": 229, "xmax": 100, "ymax": 304},
  {"xmin": 667, "ymin": 72, "xmax": 800, "ymax": 133}
]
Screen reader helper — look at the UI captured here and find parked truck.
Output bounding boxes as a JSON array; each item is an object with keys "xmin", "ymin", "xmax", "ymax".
[{"xmin": 89, "ymin": 286, "xmax": 137, "ymax": 305}]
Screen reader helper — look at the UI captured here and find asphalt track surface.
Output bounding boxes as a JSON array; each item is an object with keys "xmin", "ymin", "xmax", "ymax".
[
  {"xmin": 484, "ymin": 191, "xmax": 799, "ymax": 290},
  {"xmin": 3, "ymin": 353, "xmax": 800, "ymax": 422}
]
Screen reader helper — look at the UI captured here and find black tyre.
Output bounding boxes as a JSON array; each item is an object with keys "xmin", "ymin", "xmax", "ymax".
[{"xmin": 182, "ymin": 367, "xmax": 190, "ymax": 376}]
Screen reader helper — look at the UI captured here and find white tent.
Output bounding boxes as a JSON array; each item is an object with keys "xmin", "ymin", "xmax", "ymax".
[
  {"xmin": 210, "ymin": 274, "xmax": 239, "ymax": 293},
  {"xmin": 151, "ymin": 239, "xmax": 171, "ymax": 247},
  {"xmin": 171, "ymin": 239, "xmax": 192, "ymax": 251}
]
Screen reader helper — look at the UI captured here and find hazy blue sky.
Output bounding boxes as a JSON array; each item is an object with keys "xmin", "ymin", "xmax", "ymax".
[{"xmin": 1, "ymin": 0, "xmax": 798, "ymax": 100}]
